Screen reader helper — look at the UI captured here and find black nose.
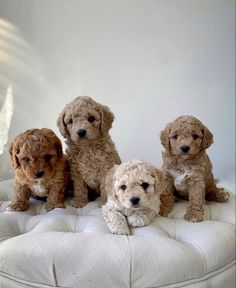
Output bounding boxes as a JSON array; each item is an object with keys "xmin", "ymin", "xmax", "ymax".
[
  {"xmin": 77, "ymin": 129, "xmax": 86, "ymax": 138},
  {"xmin": 130, "ymin": 197, "xmax": 140, "ymax": 206},
  {"xmin": 34, "ymin": 171, "xmax": 44, "ymax": 178},
  {"xmin": 181, "ymin": 145, "xmax": 190, "ymax": 153}
]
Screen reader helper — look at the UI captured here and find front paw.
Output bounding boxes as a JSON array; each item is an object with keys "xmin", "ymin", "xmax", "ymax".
[
  {"xmin": 159, "ymin": 197, "xmax": 174, "ymax": 217},
  {"xmin": 159, "ymin": 209, "xmax": 169, "ymax": 217},
  {"xmin": 46, "ymin": 202, "xmax": 65, "ymax": 212},
  {"xmin": 6, "ymin": 202, "xmax": 29, "ymax": 212},
  {"xmin": 128, "ymin": 214, "xmax": 148, "ymax": 227},
  {"xmin": 70, "ymin": 197, "xmax": 88, "ymax": 208},
  {"xmin": 184, "ymin": 209, "xmax": 203, "ymax": 222},
  {"xmin": 159, "ymin": 205, "xmax": 171, "ymax": 217},
  {"xmin": 109, "ymin": 225, "xmax": 131, "ymax": 235}
]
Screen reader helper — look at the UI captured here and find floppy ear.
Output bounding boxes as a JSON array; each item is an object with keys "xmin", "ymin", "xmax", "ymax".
[
  {"xmin": 42, "ymin": 129, "xmax": 63, "ymax": 158},
  {"xmin": 57, "ymin": 109, "xmax": 69, "ymax": 139},
  {"xmin": 8, "ymin": 140, "xmax": 20, "ymax": 169},
  {"xmin": 202, "ymin": 125, "xmax": 213, "ymax": 149},
  {"xmin": 160, "ymin": 122, "xmax": 171, "ymax": 151},
  {"xmin": 153, "ymin": 168, "xmax": 163, "ymax": 193},
  {"xmin": 104, "ymin": 164, "xmax": 119, "ymax": 199},
  {"xmin": 100, "ymin": 105, "xmax": 114, "ymax": 135},
  {"xmin": 54, "ymin": 138, "xmax": 63, "ymax": 158}
]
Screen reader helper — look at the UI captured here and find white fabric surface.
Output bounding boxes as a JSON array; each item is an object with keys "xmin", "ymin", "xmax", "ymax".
[{"xmin": 0, "ymin": 179, "xmax": 235, "ymax": 288}]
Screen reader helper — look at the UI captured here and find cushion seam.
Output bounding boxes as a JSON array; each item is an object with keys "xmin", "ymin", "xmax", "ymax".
[
  {"xmin": 0, "ymin": 270, "xmax": 66, "ymax": 288},
  {"xmin": 148, "ymin": 259, "xmax": 235, "ymax": 288}
]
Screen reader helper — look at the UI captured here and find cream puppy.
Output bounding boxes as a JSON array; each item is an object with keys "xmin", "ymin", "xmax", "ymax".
[{"xmin": 102, "ymin": 160, "xmax": 162, "ymax": 235}]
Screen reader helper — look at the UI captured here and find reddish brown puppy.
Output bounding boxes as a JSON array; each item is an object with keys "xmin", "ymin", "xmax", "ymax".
[{"xmin": 7, "ymin": 128, "xmax": 69, "ymax": 212}]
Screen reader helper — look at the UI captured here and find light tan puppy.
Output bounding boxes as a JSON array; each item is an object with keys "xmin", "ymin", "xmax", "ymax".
[
  {"xmin": 7, "ymin": 128, "xmax": 69, "ymax": 212},
  {"xmin": 57, "ymin": 96, "xmax": 121, "ymax": 208},
  {"xmin": 160, "ymin": 115, "xmax": 229, "ymax": 222},
  {"xmin": 102, "ymin": 160, "xmax": 162, "ymax": 235}
]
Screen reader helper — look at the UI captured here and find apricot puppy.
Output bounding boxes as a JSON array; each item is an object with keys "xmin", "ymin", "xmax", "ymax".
[
  {"xmin": 7, "ymin": 128, "xmax": 69, "ymax": 212},
  {"xmin": 57, "ymin": 96, "xmax": 121, "ymax": 208},
  {"xmin": 160, "ymin": 115, "xmax": 229, "ymax": 222},
  {"xmin": 102, "ymin": 160, "xmax": 162, "ymax": 235}
]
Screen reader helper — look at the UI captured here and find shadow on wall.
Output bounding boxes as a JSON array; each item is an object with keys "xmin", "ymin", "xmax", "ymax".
[{"xmin": 0, "ymin": 18, "xmax": 59, "ymax": 180}]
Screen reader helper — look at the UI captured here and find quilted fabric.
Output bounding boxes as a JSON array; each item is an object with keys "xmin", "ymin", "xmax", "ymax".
[{"xmin": 0, "ymin": 180, "xmax": 235, "ymax": 288}]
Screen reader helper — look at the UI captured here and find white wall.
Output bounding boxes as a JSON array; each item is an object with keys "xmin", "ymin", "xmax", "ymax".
[{"xmin": 0, "ymin": 0, "xmax": 235, "ymax": 191}]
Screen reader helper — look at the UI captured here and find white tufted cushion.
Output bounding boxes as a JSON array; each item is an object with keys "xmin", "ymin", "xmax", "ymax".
[{"xmin": 0, "ymin": 180, "xmax": 235, "ymax": 288}]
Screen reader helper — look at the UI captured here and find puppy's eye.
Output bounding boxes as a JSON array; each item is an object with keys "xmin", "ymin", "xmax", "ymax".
[
  {"xmin": 68, "ymin": 119, "xmax": 73, "ymax": 124},
  {"xmin": 173, "ymin": 134, "xmax": 178, "ymax": 140},
  {"xmin": 120, "ymin": 185, "xmax": 127, "ymax": 191},
  {"xmin": 88, "ymin": 116, "xmax": 95, "ymax": 123},
  {"xmin": 141, "ymin": 182, "xmax": 149, "ymax": 189},
  {"xmin": 192, "ymin": 134, "xmax": 199, "ymax": 140},
  {"xmin": 22, "ymin": 157, "xmax": 30, "ymax": 163},
  {"xmin": 44, "ymin": 154, "xmax": 52, "ymax": 162}
]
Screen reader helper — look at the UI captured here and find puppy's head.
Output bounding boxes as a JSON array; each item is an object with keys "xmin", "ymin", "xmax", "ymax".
[
  {"xmin": 105, "ymin": 160, "xmax": 162, "ymax": 210},
  {"xmin": 57, "ymin": 96, "xmax": 114, "ymax": 143},
  {"xmin": 9, "ymin": 128, "xmax": 63, "ymax": 181},
  {"xmin": 160, "ymin": 115, "xmax": 213, "ymax": 158}
]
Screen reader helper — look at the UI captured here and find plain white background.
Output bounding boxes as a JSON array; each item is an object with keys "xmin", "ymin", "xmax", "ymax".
[{"xmin": 0, "ymin": 0, "xmax": 235, "ymax": 191}]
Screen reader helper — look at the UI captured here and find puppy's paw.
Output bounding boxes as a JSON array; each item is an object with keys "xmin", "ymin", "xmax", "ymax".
[
  {"xmin": 45, "ymin": 202, "xmax": 65, "ymax": 212},
  {"xmin": 184, "ymin": 209, "xmax": 204, "ymax": 222},
  {"xmin": 6, "ymin": 203, "xmax": 29, "ymax": 212},
  {"xmin": 159, "ymin": 206, "xmax": 171, "ymax": 217},
  {"xmin": 5, "ymin": 205, "xmax": 16, "ymax": 212},
  {"xmin": 216, "ymin": 191, "xmax": 230, "ymax": 203},
  {"xmin": 206, "ymin": 189, "xmax": 230, "ymax": 203},
  {"xmin": 70, "ymin": 197, "xmax": 88, "ymax": 208},
  {"xmin": 110, "ymin": 225, "xmax": 131, "ymax": 235},
  {"xmin": 127, "ymin": 213, "xmax": 148, "ymax": 227}
]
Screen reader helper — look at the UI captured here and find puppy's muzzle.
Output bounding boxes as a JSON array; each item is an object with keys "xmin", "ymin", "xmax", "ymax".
[
  {"xmin": 130, "ymin": 197, "xmax": 140, "ymax": 206},
  {"xmin": 181, "ymin": 145, "xmax": 190, "ymax": 153},
  {"xmin": 34, "ymin": 171, "xmax": 45, "ymax": 178},
  {"xmin": 77, "ymin": 129, "xmax": 86, "ymax": 138}
]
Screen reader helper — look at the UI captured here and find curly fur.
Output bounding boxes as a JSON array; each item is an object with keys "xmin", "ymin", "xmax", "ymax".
[
  {"xmin": 159, "ymin": 115, "xmax": 229, "ymax": 222},
  {"xmin": 102, "ymin": 160, "xmax": 162, "ymax": 235},
  {"xmin": 57, "ymin": 96, "xmax": 121, "ymax": 207},
  {"xmin": 7, "ymin": 128, "xmax": 69, "ymax": 212}
]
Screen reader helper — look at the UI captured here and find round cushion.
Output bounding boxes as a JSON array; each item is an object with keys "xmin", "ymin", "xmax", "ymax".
[{"xmin": 0, "ymin": 180, "xmax": 235, "ymax": 288}]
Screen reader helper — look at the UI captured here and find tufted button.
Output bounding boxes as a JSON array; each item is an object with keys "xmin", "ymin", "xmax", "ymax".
[{"xmin": 0, "ymin": 213, "xmax": 30, "ymax": 241}]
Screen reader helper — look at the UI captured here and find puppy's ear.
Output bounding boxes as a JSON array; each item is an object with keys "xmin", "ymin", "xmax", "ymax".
[
  {"xmin": 104, "ymin": 164, "xmax": 119, "ymax": 199},
  {"xmin": 57, "ymin": 109, "xmax": 69, "ymax": 139},
  {"xmin": 202, "ymin": 125, "xmax": 213, "ymax": 149},
  {"xmin": 9, "ymin": 140, "xmax": 20, "ymax": 169},
  {"xmin": 100, "ymin": 105, "xmax": 114, "ymax": 135},
  {"xmin": 153, "ymin": 168, "xmax": 162, "ymax": 193},
  {"xmin": 42, "ymin": 129, "xmax": 63, "ymax": 158},
  {"xmin": 160, "ymin": 123, "xmax": 171, "ymax": 151}
]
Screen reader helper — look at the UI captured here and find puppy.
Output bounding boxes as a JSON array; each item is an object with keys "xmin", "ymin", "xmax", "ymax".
[
  {"xmin": 160, "ymin": 115, "xmax": 229, "ymax": 222},
  {"xmin": 102, "ymin": 160, "xmax": 162, "ymax": 235},
  {"xmin": 7, "ymin": 128, "xmax": 69, "ymax": 212},
  {"xmin": 57, "ymin": 96, "xmax": 121, "ymax": 208}
]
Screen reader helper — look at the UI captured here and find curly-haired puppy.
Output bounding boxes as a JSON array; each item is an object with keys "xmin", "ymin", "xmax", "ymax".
[
  {"xmin": 7, "ymin": 128, "xmax": 69, "ymax": 212},
  {"xmin": 102, "ymin": 160, "xmax": 162, "ymax": 235},
  {"xmin": 57, "ymin": 96, "xmax": 121, "ymax": 208},
  {"xmin": 160, "ymin": 115, "xmax": 229, "ymax": 222}
]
